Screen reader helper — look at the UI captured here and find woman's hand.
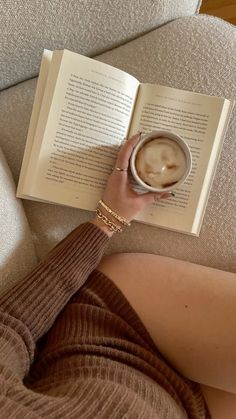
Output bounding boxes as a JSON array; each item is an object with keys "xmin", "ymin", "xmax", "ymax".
[{"xmin": 91, "ymin": 132, "xmax": 173, "ymax": 236}]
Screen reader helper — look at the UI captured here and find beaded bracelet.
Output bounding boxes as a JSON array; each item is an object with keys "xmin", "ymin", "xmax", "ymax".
[
  {"xmin": 98, "ymin": 200, "xmax": 131, "ymax": 227},
  {"xmin": 96, "ymin": 208, "xmax": 123, "ymax": 233}
]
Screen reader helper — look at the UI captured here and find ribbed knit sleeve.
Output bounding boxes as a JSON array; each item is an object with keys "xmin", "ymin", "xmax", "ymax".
[{"xmin": 0, "ymin": 222, "xmax": 109, "ymax": 378}]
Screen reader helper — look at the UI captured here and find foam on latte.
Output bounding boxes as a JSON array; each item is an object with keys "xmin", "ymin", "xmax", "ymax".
[{"xmin": 135, "ymin": 137, "xmax": 187, "ymax": 189}]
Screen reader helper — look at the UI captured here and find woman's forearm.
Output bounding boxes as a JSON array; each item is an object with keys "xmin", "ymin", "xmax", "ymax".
[{"xmin": 0, "ymin": 222, "xmax": 109, "ymax": 343}]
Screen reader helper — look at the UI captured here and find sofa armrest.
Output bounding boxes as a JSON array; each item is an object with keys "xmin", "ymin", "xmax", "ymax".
[
  {"xmin": 0, "ymin": 147, "xmax": 37, "ymax": 295},
  {"xmin": 0, "ymin": 0, "xmax": 201, "ymax": 90}
]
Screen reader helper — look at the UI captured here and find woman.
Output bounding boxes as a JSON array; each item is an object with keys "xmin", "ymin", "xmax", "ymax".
[{"xmin": 0, "ymin": 132, "xmax": 235, "ymax": 418}]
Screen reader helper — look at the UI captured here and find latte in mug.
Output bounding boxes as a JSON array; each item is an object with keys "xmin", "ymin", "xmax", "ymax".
[{"xmin": 130, "ymin": 130, "xmax": 192, "ymax": 192}]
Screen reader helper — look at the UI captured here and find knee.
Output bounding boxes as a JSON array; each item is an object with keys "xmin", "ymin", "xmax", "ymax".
[{"xmin": 98, "ymin": 253, "xmax": 134, "ymax": 275}]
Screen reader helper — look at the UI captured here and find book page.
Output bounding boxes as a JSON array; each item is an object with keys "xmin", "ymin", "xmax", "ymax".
[
  {"xmin": 128, "ymin": 84, "xmax": 232, "ymax": 234},
  {"xmin": 23, "ymin": 50, "xmax": 139, "ymax": 210}
]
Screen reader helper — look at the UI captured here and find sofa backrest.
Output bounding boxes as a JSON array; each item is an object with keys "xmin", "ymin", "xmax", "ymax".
[{"xmin": 0, "ymin": 0, "xmax": 201, "ymax": 90}]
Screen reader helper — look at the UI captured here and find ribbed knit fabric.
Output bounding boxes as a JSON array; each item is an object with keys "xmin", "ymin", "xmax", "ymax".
[{"xmin": 0, "ymin": 222, "xmax": 209, "ymax": 418}]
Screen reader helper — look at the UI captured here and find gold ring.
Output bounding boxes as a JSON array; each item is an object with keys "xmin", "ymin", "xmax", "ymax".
[{"xmin": 113, "ymin": 167, "xmax": 128, "ymax": 171}]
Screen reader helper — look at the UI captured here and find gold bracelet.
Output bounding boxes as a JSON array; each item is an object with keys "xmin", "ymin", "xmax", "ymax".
[
  {"xmin": 96, "ymin": 208, "xmax": 123, "ymax": 233},
  {"xmin": 98, "ymin": 200, "xmax": 131, "ymax": 227}
]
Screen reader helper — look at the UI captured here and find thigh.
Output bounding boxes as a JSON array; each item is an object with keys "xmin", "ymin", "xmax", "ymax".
[
  {"xmin": 97, "ymin": 253, "xmax": 236, "ymax": 394},
  {"xmin": 200, "ymin": 385, "xmax": 236, "ymax": 419}
]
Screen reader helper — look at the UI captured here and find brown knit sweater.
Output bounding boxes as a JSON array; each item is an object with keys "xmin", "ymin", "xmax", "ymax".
[{"xmin": 0, "ymin": 222, "xmax": 209, "ymax": 418}]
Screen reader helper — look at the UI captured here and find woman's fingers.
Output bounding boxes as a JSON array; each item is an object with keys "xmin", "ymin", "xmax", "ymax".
[{"xmin": 115, "ymin": 132, "xmax": 141, "ymax": 169}]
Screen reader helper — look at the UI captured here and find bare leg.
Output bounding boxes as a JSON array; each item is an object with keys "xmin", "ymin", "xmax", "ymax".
[
  {"xmin": 200, "ymin": 385, "xmax": 236, "ymax": 419},
  {"xmin": 97, "ymin": 253, "xmax": 236, "ymax": 394}
]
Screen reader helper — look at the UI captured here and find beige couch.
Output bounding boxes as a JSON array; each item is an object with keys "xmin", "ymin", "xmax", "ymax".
[{"xmin": 0, "ymin": 0, "xmax": 235, "ymax": 294}]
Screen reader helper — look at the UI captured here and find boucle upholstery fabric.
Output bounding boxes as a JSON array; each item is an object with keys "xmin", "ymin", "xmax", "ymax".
[
  {"xmin": 0, "ymin": 147, "xmax": 37, "ymax": 294},
  {"xmin": 0, "ymin": 14, "xmax": 235, "ymax": 275},
  {"xmin": 0, "ymin": 0, "xmax": 201, "ymax": 90}
]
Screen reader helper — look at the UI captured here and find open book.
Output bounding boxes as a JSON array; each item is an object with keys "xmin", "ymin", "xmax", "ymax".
[{"xmin": 17, "ymin": 49, "xmax": 233, "ymax": 235}]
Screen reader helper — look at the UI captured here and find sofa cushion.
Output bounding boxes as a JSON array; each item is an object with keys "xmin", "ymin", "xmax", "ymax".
[
  {"xmin": 0, "ymin": 147, "xmax": 37, "ymax": 294},
  {"xmin": 0, "ymin": 0, "xmax": 201, "ymax": 90},
  {"xmin": 0, "ymin": 14, "xmax": 235, "ymax": 272}
]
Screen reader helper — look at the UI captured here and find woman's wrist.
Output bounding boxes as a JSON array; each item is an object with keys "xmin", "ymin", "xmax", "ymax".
[{"xmin": 90, "ymin": 216, "xmax": 115, "ymax": 238}]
